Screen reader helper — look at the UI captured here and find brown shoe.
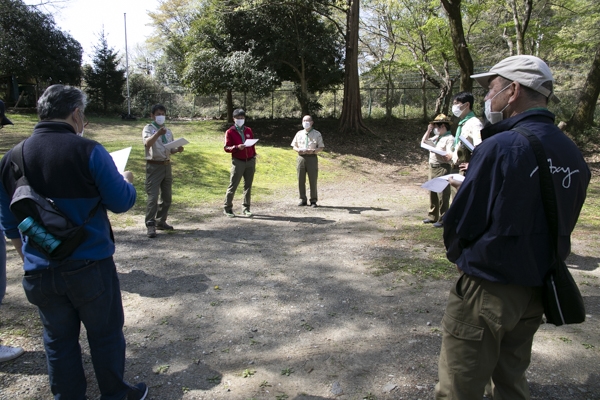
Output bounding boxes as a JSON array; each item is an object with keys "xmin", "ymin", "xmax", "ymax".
[{"xmin": 156, "ymin": 222, "xmax": 174, "ymax": 230}]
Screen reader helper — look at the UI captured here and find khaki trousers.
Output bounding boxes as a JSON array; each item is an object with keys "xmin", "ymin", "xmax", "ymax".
[
  {"xmin": 297, "ymin": 154, "xmax": 318, "ymax": 203},
  {"xmin": 428, "ymin": 163, "xmax": 451, "ymax": 222},
  {"xmin": 145, "ymin": 163, "xmax": 172, "ymax": 225},
  {"xmin": 435, "ymin": 273, "xmax": 544, "ymax": 400},
  {"xmin": 224, "ymin": 157, "xmax": 255, "ymax": 211}
]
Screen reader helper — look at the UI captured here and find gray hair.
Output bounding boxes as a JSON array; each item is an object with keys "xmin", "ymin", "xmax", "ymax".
[{"xmin": 37, "ymin": 85, "xmax": 87, "ymax": 120}]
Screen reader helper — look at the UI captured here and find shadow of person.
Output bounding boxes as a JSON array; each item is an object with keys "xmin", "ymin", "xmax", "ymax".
[{"xmin": 118, "ymin": 269, "xmax": 210, "ymax": 298}]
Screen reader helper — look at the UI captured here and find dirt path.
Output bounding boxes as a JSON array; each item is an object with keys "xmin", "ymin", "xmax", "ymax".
[{"xmin": 1, "ymin": 157, "xmax": 599, "ymax": 400}]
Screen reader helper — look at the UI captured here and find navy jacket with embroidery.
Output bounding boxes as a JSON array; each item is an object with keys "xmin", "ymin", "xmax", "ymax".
[
  {"xmin": 0, "ymin": 121, "xmax": 136, "ymax": 272},
  {"xmin": 443, "ymin": 109, "xmax": 590, "ymax": 286}
]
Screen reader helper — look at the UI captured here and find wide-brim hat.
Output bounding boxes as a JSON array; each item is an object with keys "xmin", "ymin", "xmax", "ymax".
[
  {"xmin": 471, "ymin": 55, "xmax": 560, "ymax": 103},
  {"xmin": 429, "ymin": 114, "xmax": 452, "ymax": 125},
  {"xmin": 0, "ymin": 100, "xmax": 13, "ymax": 126}
]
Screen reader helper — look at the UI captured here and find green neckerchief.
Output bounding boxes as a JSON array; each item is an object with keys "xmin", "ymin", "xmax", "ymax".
[
  {"xmin": 151, "ymin": 121, "xmax": 168, "ymax": 144},
  {"xmin": 454, "ymin": 111, "xmax": 476, "ymax": 146},
  {"xmin": 235, "ymin": 125, "xmax": 245, "ymax": 143}
]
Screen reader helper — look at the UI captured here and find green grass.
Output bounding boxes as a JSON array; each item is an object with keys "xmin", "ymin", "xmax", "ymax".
[
  {"xmin": 372, "ymin": 255, "xmax": 456, "ymax": 280},
  {"xmin": 0, "ymin": 115, "xmax": 316, "ymax": 214}
]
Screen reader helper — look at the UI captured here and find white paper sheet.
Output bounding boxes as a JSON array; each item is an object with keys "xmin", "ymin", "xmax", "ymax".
[
  {"xmin": 420, "ymin": 174, "xmax": 465, "ymax": 193},
  {"xmin": 109, "ymin": 147, "xmax": 132, "ymax": 175},
  {"xmin": 459, "ymin": 135, "xmax": 475, "ymax": 152},
  {"xmin": 164, "ymin": 138, "xmax": 189, "ymax": 150},
  {"xmin": 244, "ymin": 138, "xmax": 259, "ymax": 146},
  {"xmin": 421, "ymin": 142, "xmax": 447, "ymax": 156}
]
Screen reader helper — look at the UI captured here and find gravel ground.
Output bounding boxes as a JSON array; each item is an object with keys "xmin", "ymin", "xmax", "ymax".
[{"xmin": 1, "ymin": 157, "xmax": 599, "ymax": 400}]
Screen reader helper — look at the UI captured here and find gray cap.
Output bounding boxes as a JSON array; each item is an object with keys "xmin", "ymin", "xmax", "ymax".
[
  {"xmin": 471, "ymin": 55, "xmax": 559, "ymax": 103},
  {"xmin": 0, "ymin": 100, "xmax": 13, "ymax": 126}
]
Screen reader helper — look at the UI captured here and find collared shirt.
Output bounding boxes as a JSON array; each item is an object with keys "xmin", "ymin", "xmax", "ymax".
[
  {"xmin": 427, "ymin": 132, "xmax": 453, "ymax": 164},
  {"xmin": 143, "ymin": 123, "xmax": 174, "ymax": 161},
  {"xmin": 452, "ymin": 114, "xmax": 483, "ymax": 164},
  {"xmin": 291, "ymin": 128, "xmax": 325, "ymax": 152}
]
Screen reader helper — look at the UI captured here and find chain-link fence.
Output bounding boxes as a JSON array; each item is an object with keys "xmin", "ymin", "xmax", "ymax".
[{"xmin": 126, "ymin": 84, "xmax": 589, "ymax": 122}]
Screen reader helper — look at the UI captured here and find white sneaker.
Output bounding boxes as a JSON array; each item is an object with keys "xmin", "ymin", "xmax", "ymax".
[{"xmin": 0, "ymin": 345, "xmax": 25, "ymax": 362}]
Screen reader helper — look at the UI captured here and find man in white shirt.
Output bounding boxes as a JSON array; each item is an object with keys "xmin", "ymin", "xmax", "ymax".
[{"xmin": 291, "ymin": 115, "xmax": 325, "ymax": 207}]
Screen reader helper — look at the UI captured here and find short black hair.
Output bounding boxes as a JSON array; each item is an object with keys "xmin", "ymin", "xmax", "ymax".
[
  {"xmin": 452, "ymin": 92, "xmax": 474, "ymax": 110},
  {"xmin": 151, "ymin": 104, "xmax": 166, "ymax": 115},
  {"xmin": 233, "ymin": 108, "xmax": 245, "ymax": 118},
  {"xmin": 435, "ymin": 122, "xmax": 451, "ymax": 131}
]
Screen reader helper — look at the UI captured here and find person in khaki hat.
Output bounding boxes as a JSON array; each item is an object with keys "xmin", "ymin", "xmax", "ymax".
[
  {"xmin": 421, "ymin": 114, "xmax": 454, "ymax": 227},
  {"xmin": 435, "ymin": 55, "xmax": 590, "ymax": 399}
]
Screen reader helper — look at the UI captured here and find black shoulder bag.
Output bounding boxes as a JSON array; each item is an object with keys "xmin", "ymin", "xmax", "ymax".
[
  {"xmin": 9, "ymin": 139, "xmax": 102, "ymax": 260},
  {"xmin": 513, "ymin": 126, "xmax": 586, "ymax": 326}
]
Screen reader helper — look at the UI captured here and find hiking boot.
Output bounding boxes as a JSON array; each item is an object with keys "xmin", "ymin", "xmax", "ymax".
[
  {"xmin": 146, "ymin": 222, "xmax": 156, "ymax": 238},
  {"xmin": 156, "ymin": 221, "xmax": 174, "ymax": 230},
  {"xmin": 0, "ymin": 345, "xmax": 25, "ymax": 362},
  {"xmin": 127, "ymin": 382, "xmax": 148, "ymax": 400},
  {"xmin": 433, "ymin": 221, "xmax": 444, "ymax": 228},
  {"xmin": 243, "ymin": 209, "xmax": 253, "ymax": 217},
  {"xmin": 223, "ymin": 209, "xmax": 235, "ymax": 218},
  {"xmin": 298, "ymin": 201, "xmax": 307, "ymax": 206}
]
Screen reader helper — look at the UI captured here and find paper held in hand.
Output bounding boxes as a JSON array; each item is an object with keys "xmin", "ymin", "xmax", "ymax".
[
  {"xmin": 421, "ymin": 173, "xmax": 465, "ymax": 193},
  {"xmin": 244, "ymin": 138, "xmax": 259, "ymax": 147},
  {"xmin": 109, "ymin": 147, "xmax": 132, "ymax": 175},
  {"xmin": 164, "ymin": 138, "xmax": 189, "ymax": 150},
  {"xmin": 421, "ymin": 142, "xmax": 447, "ymax": 156},
  {"xmin": 459, "ymin": 135, "xmax": 475, "ymax": 152}
]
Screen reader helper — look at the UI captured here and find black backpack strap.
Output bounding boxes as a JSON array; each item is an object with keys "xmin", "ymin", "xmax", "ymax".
[
  {"xmin": 10, "ymin": 140, "xmax": 28, "ymax": 182},
  {"xmin": 10, "ymin": 138, "xmax": 102, "ymax": 226},
  {"xmin": 512, "ymin": 126, "xmax": 559, "ymax": 254}
]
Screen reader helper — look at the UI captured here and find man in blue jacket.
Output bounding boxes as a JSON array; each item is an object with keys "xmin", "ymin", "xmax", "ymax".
[
  {"xmin": 0, "ymin": 85, "xmax": 147, "ymax": 400},
  {"xmin": 435, "ymin": 56, "xmax": 590, "ymax": 399}
]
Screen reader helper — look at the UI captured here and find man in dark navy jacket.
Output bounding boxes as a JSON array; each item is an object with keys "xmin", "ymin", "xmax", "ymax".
[
  {"xmin": 435, "ymin": 56, "xmax": 590, "ymax": 400},
  {"xmin": 0, "ymin": 85, "xmax": 147, "ymax": 400}
]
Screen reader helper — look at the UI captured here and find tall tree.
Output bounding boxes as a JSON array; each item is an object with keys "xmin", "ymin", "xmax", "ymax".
[
  {"xmin": 83, "ymin": 31, "xmax": 126, "ymax": 114},
  {"xmin": 440, "ymin": 0, "xmax": 474, "ymax": 92},
  {"xmin": 339, "ymin": 0, "xmax": 370, "ymax": 134},
  {"xmin": 0, "ymin": 0, "xmax": 82, "ymax": 95},
  {"xmin": 567, "ymin": 44, "xmax": 600, "ymax": 135}
]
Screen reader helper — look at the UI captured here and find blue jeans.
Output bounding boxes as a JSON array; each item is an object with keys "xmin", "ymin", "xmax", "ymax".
[
  {"xmin": 23, "ymin": 257, "xmax": 133, "ymax": 400},
  {"xmin": 0, "ymin": 236, "xmax": 6, "ymax": 304}
]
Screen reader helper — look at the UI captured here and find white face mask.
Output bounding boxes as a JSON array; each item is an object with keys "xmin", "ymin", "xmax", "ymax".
[
  {"xmin": 302, "ymin": 121, "xmax": 311, "ymax": 129},
  {"xmin": 234, "ymin": 118, "xmax": 245, "ymax": 127},
  {"xmin": 75, "ymin": 111, "xmax": 84, "ymax": 137},
  {"xmin": 155, "ymin": 115, "xmax": 166, "ymax": 125},
  {"xmin": 451, "ymin": 104, "xmax": 464, "ymax": 118},
  {"xmin": 484, "ymin": 84, "xmax": 511, "ymax": 124},
  {"xmin": 433, "ymin": 128, "xmax": 440, "ymax": 136}
]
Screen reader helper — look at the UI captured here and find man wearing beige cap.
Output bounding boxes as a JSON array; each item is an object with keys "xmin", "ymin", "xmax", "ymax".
[{"xmin": 435, "ymin": 56, "xmax": 590, "ymax": 399}]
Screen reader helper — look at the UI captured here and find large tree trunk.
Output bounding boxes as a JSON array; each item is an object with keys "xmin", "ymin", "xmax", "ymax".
[
  {"xmin": 440, "ymin": 0, "xmax": 474, "ymax": 92},
  {"xmin": 567, "ymin": 43, "xmax": 600, "ymax": 136},
  {"xmin": 339, "ymin": 0, "xmax": 370, "ymax": 135},
  {"xmin": 226, "ymin": 89, "xmax": 233, "ymax": 123}
]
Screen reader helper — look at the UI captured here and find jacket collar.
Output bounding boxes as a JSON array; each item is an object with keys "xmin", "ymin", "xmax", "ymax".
[
  {"xmin": 33, "ymin": 120, "xmax": 77, "ymax": 135},
  {"xmin": 480, "ymin": 108, "xmax": 556, "ymax": 140}
]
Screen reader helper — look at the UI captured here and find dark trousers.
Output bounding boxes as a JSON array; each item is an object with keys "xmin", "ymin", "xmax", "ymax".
[{"xmin": 23, "ymin": 258, "xmax": 133, "ymax": 400}]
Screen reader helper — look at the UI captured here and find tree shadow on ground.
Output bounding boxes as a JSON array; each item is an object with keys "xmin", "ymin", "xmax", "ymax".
[{"xmin": 118, "ymin": 269, "xmax": 210, "ymax": 298}]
